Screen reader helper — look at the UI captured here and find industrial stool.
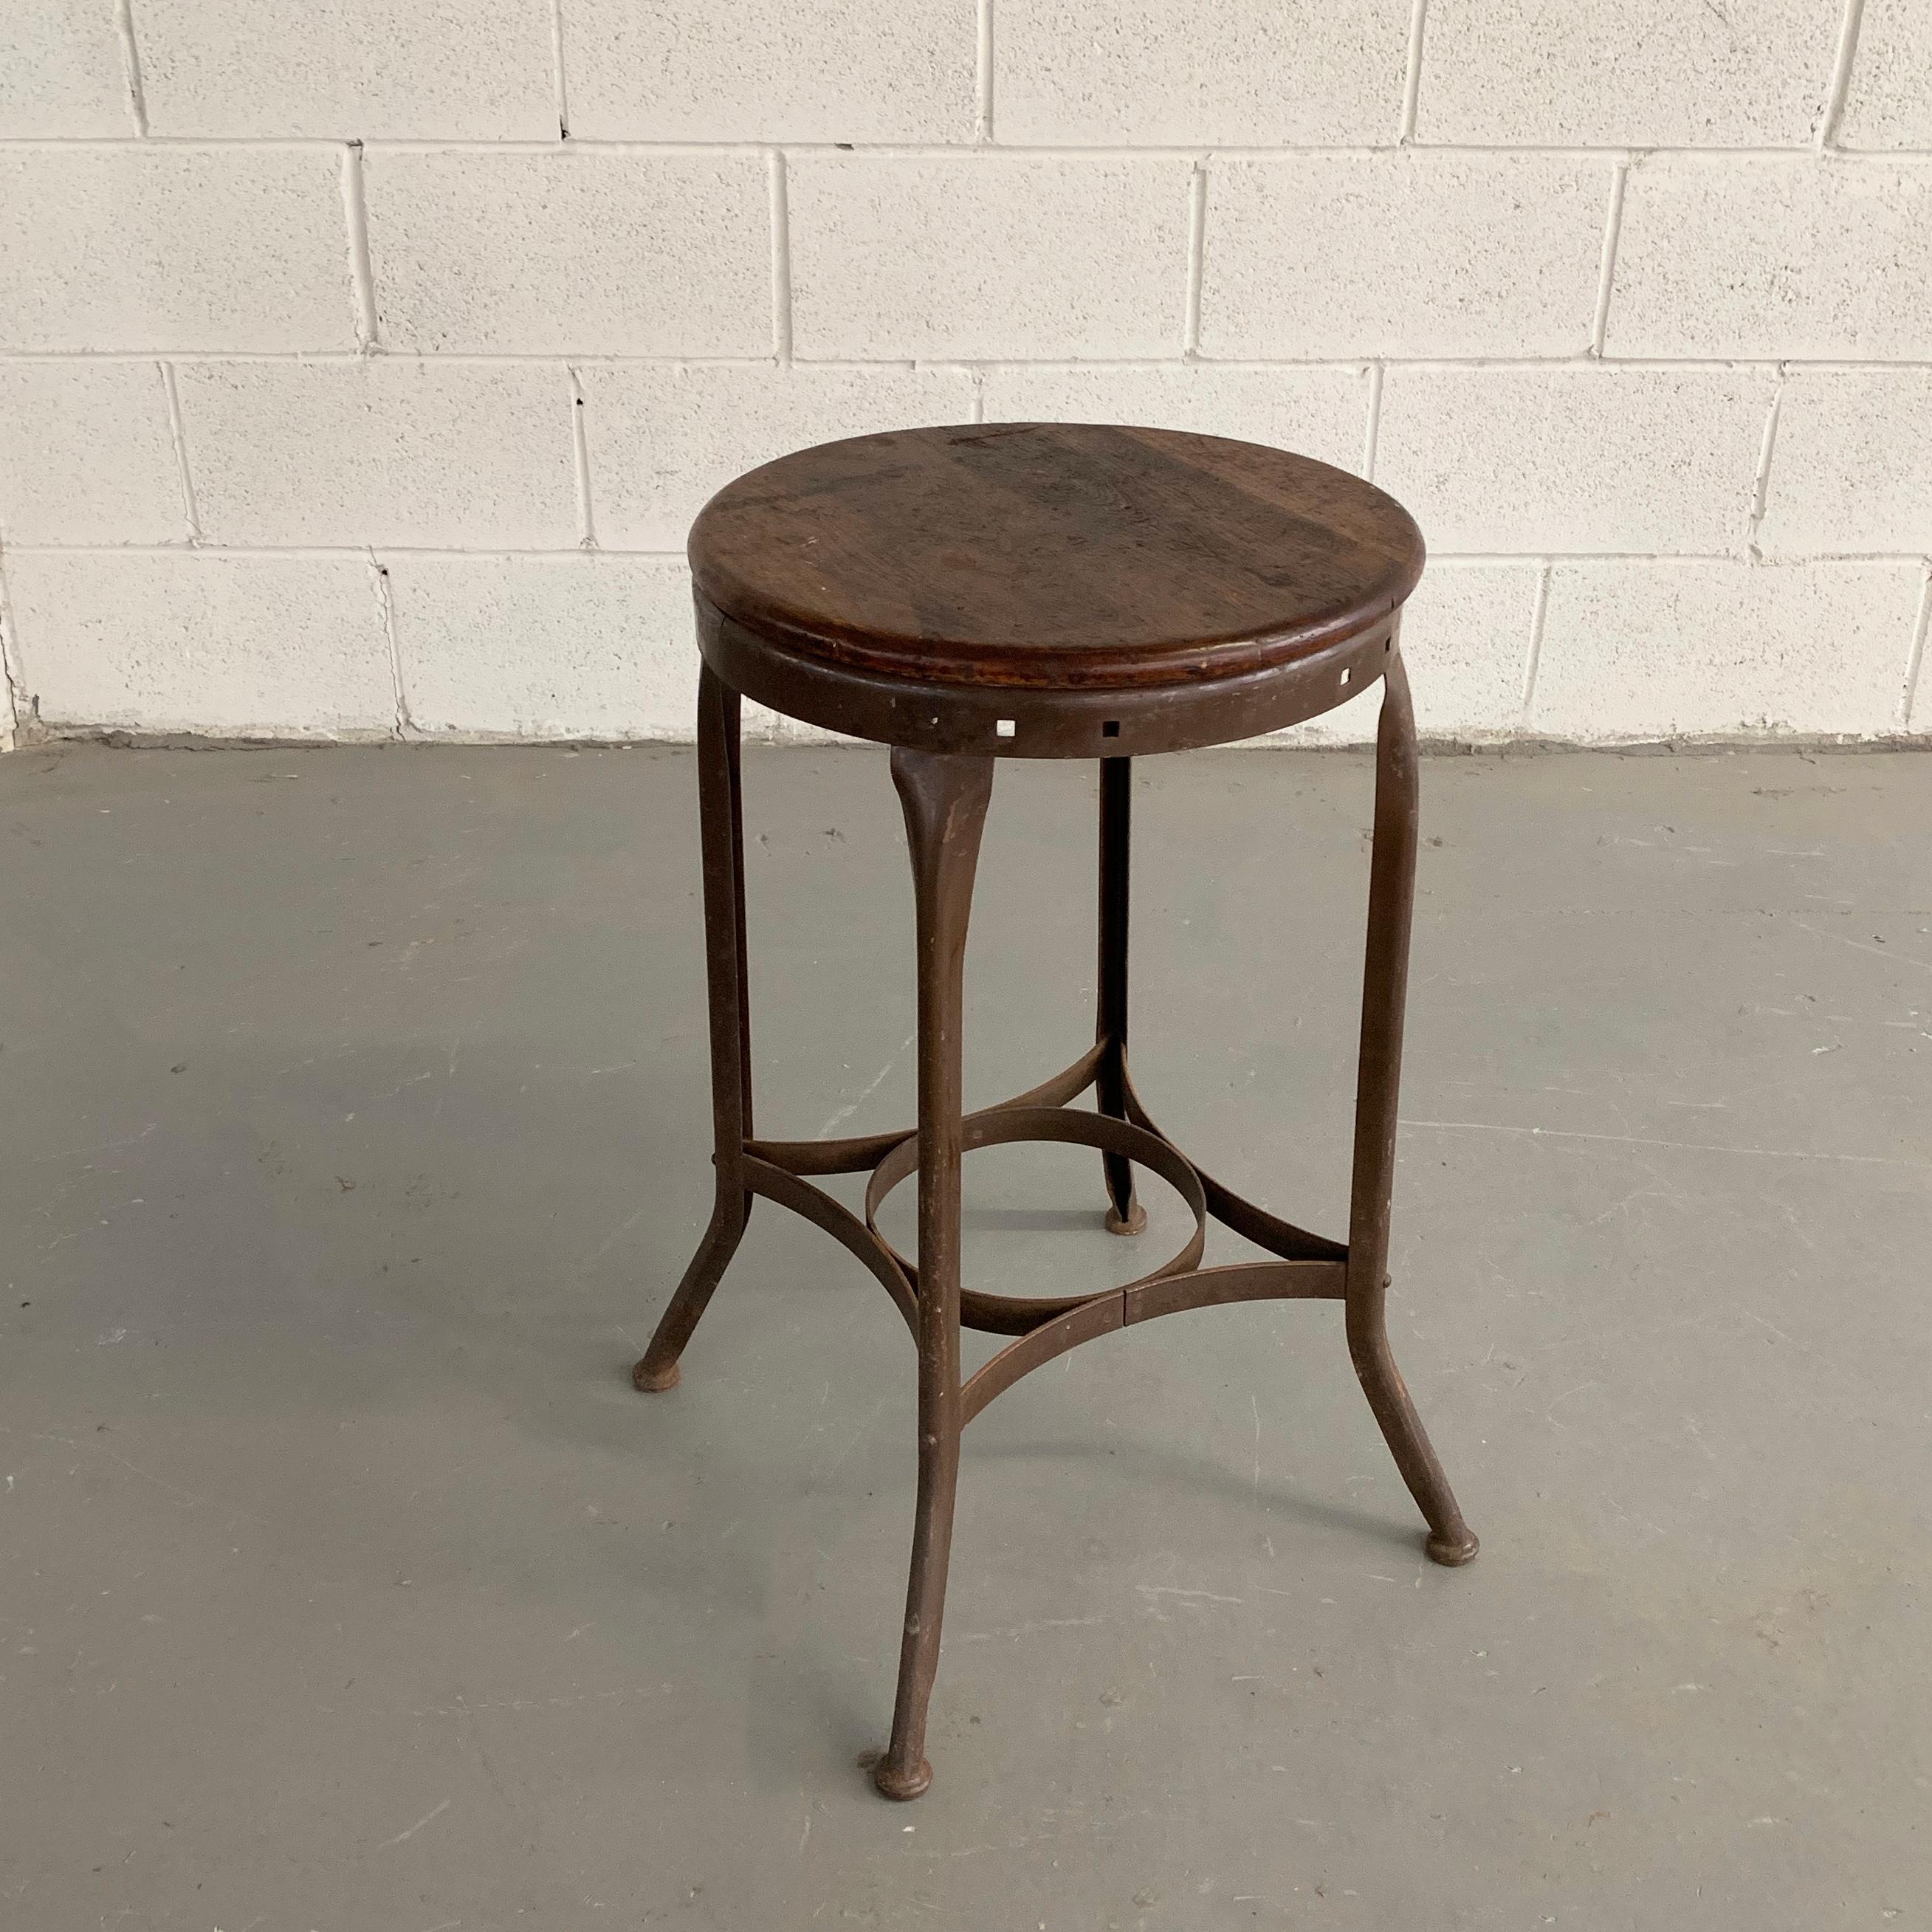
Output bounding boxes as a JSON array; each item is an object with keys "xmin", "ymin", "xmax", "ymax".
[{"xmin": 633, "ymin": 423, "xmax": 1479, "ymax": 1801}]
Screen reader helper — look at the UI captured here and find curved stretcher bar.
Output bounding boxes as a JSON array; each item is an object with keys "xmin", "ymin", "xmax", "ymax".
[
  {"xmin": 1119, "ymin": 1065, "xmax": 1346, "ymax": 1263},
  {"xmin": 741, "ymin": 1155, "xmax": 920, "ymax": 1338},
  {"xmin": 960, "ymin": 1259, "xmax": 1348, "ymax": 1425},
  {"xmin": 738, "ymin": 1053, "xmax": 1355, "ymax": 1389},
  {"xmin": 746, "ymin": 1039, "xmax": 1108, "ymax": 1178},
  {"xmin": 864, "ymin": 1104, "xmax": 1210, "ymax": 1335}
]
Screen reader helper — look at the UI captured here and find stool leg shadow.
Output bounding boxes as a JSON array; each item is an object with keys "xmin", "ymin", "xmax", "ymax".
[
  {"xmin": 1346, "ymin": 650, "xmax": 1478, "ymax": 1567},
  {"xmin": 635, "ymin": 662, "xmax": 754, "ymax": 1395},
  {"xmin": 1096, "ymin": 755, "xmax": 1146, "ymax": 1236},
  {"xmin": 873, "ymin": 745, "xmax": 994, "ymax": 1801}
]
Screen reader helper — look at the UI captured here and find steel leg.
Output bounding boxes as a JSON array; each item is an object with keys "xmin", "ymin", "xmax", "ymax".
[
  {"xmin": 873, "ymin": 746, "xmax": 995, "ymax": 1800},
  {"xmin": 1344, "ymin": 650, "xmax": 1479, "ymax": 1566},
  {"xmin": 634, "ymin": 662, "xmax": 754, "ymax": 1392}
]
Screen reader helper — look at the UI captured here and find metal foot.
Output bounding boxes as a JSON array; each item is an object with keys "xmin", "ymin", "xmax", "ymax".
[{"xmin": 872, "ymin": 1754, "xmax": 934, "ymax": 1801}]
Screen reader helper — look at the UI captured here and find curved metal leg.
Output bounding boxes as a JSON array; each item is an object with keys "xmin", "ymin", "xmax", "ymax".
[
  {"xmin": 873, "ymin": 746, "xmax": 994, "ymax": 1801},
  {"xmin": 1344, "ymin": 650, "xmax": 1479, "ymax": 1566},
  {"xmin": 1096, "ymin": 757, "xmax": 1145, "ymax": 1234},
  {"xmin": 634, "ymin": 661, "xmax": 753, "ymax": 1393}
]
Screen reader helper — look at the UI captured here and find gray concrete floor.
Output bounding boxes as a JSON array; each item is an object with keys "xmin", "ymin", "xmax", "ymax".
[{"xmin": 2, "ymin": 742, "xmax": 1928, "ymax": 1930}]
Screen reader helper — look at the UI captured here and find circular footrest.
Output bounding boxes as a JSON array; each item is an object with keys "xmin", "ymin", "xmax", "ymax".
[{"xmin": 862, "ymin": 1104, "xmax": 1208, "ymax": 1335}]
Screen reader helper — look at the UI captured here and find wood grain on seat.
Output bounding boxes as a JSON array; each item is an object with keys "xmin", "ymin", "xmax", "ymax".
[{"xmin": 689, "ymin": 422, "xmax": 1424, "ymax": 692}]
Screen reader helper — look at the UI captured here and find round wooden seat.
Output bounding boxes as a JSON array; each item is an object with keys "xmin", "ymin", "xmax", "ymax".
[{"xmin": 689, "ymin": 422, "xmax": 1424, "ymax": 758}]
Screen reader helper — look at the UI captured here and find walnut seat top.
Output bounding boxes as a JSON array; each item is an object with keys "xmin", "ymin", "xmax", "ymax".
[{"xmin": 688, "ymin": 422, "xmax": 1424, "ymax": 693}]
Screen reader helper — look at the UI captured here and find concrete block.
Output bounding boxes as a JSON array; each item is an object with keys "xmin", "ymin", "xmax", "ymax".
[
  {"xmin": 365, "ymin": 151, "xmax": 770, "ymax": 356},
  {"xmin": 1282, "ymin": 563, "xmax": 1539, "ymax": 743},
  {"xmin": 0, "ymin": 362, "xmax": 188, "ymax": 544},
  {"xmin": 789, "ymin": 156, "xmax": 1192, "ymax": 360},
  {"xmin": 1607, "ymin": 157, "xmax": 1932, "ymax": 360},
  {"xmin": 0, "ymin": 148, "xmax": 357, "ymax": 352},
  {"xmin": 1200, "ymin": 154, "xmax": 1611, "ymax": 359},
  {"xmin": 994, "ymin": 0, "xmax": 1411, "ymax": 145},
  {"xmin": 1838, "ymin": 0, "xmax": 1932, "ymax": 149},
  {"xmin": 980, "ymin": 364, "xmax": 1369, "ymax": 474},
  {"xmin": 581, "ymin": 363, "xmax": 974, "ymax": 551},
  {"xmin": 138, "ymin": 0, "xmax": 556, "ymax": 138},
  {"xmin": 563, "ymin": 0, "xmax": 974, "ymax": 141},
  {"xmin": 1757, "ymin": 371, "xmax": 1932, "ymax": 558},
  {"xmin": 1, "ymin": 0, "xmax": 130, "ymax": 135},
  {"xmin": 1417, "ymin": 0, "xmax": 1840, "ymax": 145},
  {"xmin": 1532, "ymin": 560, "xmax": 1922, "ymax": 738},
  {"xmin": 1404, "ymin": 563, "xmax": 1541, "ymax": 737},
  {"xmin": 4, "ymin": 551, "xmax": 395, "ymax": 735},
  {"xmin": 1375, "ymin": 368, "xmax": 1773, "ymax": 555},
  {"xmin": 387, "ymin": 554, "xmax": 695, "ymax": 738},
  {"xmin": 176, "ymin": 360, "xmax": 578, "ymax": 549}
]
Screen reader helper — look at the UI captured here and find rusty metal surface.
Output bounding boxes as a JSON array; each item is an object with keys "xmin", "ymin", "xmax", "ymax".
[
  {"xmin": 864, "ymin": 1103, "xmax": 1208, "ymax": 1333},
  {"xmin": 1096, "ymin": 755, "xmax": 1144, "ymax": 1235},
  {"xmin": 745, "ymin": 1039, "xmax": 1107, "ymax": 1178},
  {"xmin": 630, "ymin": 666, "xmax": 752, "ymax": 1395},
  {"xmin": 701, "ymin": 597, "xmax": 1399, "ymax": 760},
  {"xmin": 634, "ymin": 642, "xmax": 1479, "ymax": 1801},
  {"xmin": 1342, "ymin": 654, "xmax": 1480, "ymax": 1569}
]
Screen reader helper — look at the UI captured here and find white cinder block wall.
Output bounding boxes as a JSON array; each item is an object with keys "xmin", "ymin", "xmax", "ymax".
[{"xmin": 2, "ymin": 0, "xmax": 1930, "ymax": 752}]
